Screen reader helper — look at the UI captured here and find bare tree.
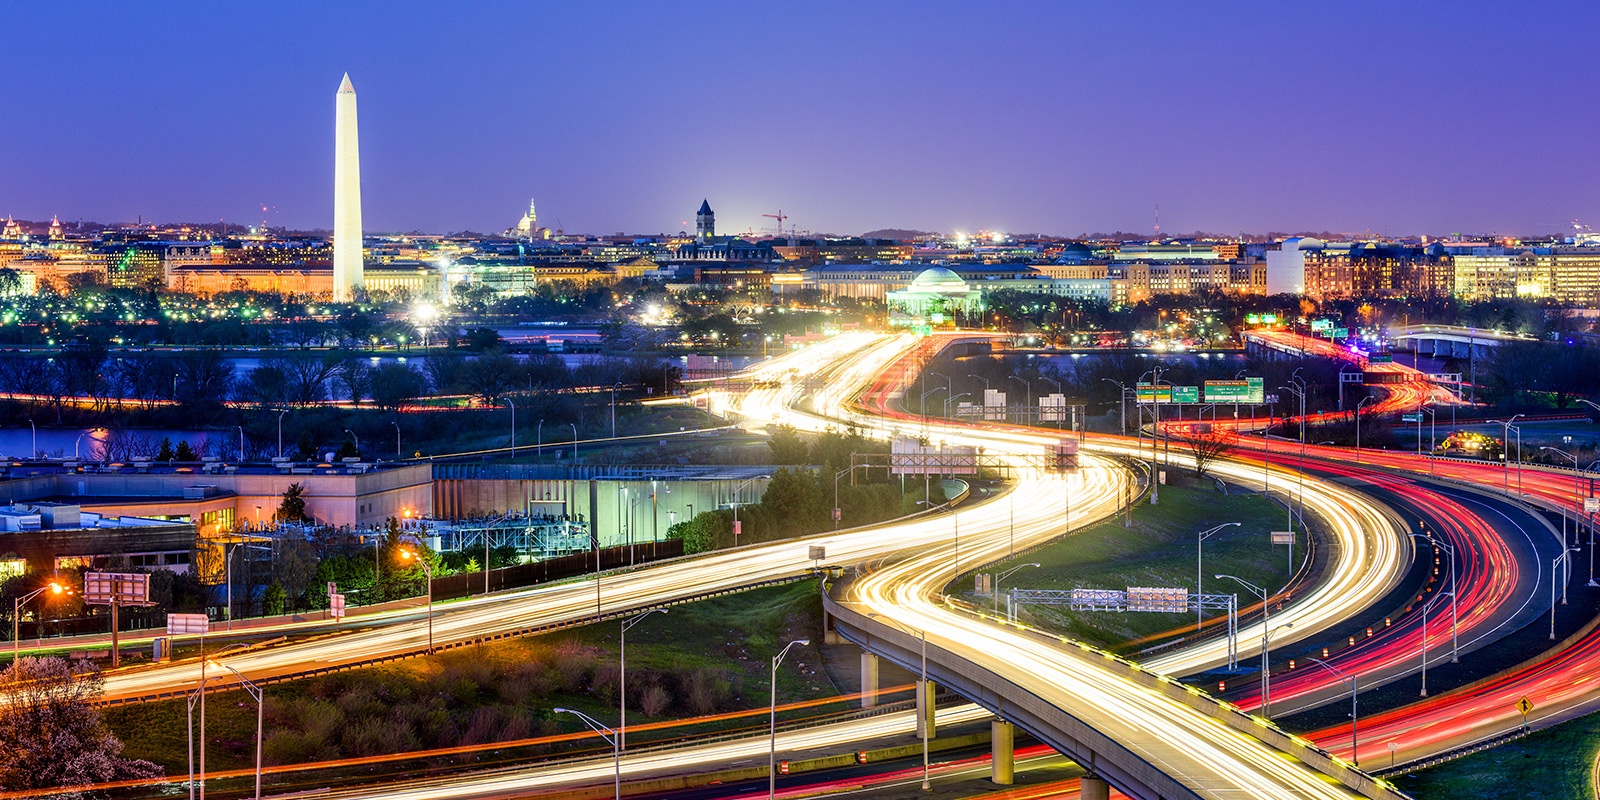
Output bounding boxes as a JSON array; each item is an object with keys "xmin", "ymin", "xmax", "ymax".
[
  {"xmin": 1178, "ymin": 425, "xmax": 1239, "ymax": 478},
  {"xmin": 0, "ymin": 657, "xmax": 161, "ymax": 795}
]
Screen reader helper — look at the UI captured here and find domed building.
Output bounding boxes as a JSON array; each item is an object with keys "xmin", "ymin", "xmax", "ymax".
[{"xmin": 886, "ymin": 267, "xmax": 984, "ymax": 330}]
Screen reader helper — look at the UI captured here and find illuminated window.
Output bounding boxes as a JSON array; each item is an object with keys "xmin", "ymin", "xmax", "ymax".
[{"xmin": 0, "ymin": 558, "xmax": 23, "ymax": 580}]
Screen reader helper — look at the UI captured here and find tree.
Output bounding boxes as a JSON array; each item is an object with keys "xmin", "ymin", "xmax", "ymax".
[
  {"xmin": 155, "ymin": 437, "xmax": 175, "ymax": 462},
  {"xmin": 461, "ymin": 351, "xmax": 519, "ymax": 406},
  {"xmin": 766, "ymin": 425, "xmax": 809, "ymax": 464},
  {"xmin": 277, "ymin": 482, "xmax": 310, "ymax": 523},
  {"xmin": 337, "ymin": 357, "xmax": 373, "ymax": 405},
  {"xmin": 173, "ymin": 440, "xmax": 198, "ymax": 461},
  {"xmin": 370, "ymin": 363, "xmax": 427, "ymax": 411},
  {"xmin": 1178, "ymin": 425, "xmax": 1239, "ymax": 478},
  {"xmin": 0, "ymin": 657, "xmax": 162, "ymax": 794}
]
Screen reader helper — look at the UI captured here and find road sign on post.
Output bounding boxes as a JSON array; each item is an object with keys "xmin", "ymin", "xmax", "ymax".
[
  {"xmin": 166, "ymin": 613, "xmax": 209, "ymax": 636},
  {"xmin": 83, "ymin": 572, "xmax": 152, "ymax": 669},
  {"xmin": 1270, "ymin": 531, "xmax": 1294, "ymax": 545},
  {"xmin": 1587, "ymin": 497, "xmax": 1599, "ymax": 514},
  {"xmin": 329, "ymin": 593, "xmax": 347, "ymax": 619},
  {"xmin": 1401, "ymin": 413, "xmax": 1422, "ymax": 423}
]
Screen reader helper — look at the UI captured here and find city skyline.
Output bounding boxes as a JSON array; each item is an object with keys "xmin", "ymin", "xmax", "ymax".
[{"xmin": 5, "ymin": 3, "xmax": 1600, "ymax": 238}]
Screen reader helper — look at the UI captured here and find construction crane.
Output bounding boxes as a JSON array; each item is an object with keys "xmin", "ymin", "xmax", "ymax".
[{"xmin": 762, "ymin": 210, "xmax": 789, "ymax": 238}]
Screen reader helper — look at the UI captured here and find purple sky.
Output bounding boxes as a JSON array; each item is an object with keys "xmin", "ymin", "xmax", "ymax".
[{"xmin": 5, "ymin": 2, "xmax": 1598, "ymax": 238}]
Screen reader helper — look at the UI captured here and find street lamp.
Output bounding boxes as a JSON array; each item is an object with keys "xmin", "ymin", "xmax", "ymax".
[
  {"xmin": 506, "ymin": 398, "xmax": 516, "ymax": 458},
  {"xmin": 610, "ymin": 383, "xmax": 621, "ymax": 439},
  {"xmin": 391, "ymin": 421, "xmax": 401, "ymax": 457},
  {"xmin": 208, "ymin": 660, "xmax": 264, "ymax": 800},
  {"xmin": 537, "ymin": 418, "xmax": 544, "ymax": 461},
  {"xmin": 1101, "ymin": 378, "xmax": 1127, "ymax": 435},
  {"xmin": 399, "ymin": 549, "xmax": 434, "ymax": 653},
  {"xmin": 1305, "ymin": 656, "xmax": 1359, "ymax": 767},
  {"xmin": 1408, "ymin": 530, "xmax": 1459, "ymax": 664},
  {"xmin": 554, "ymin": 708, "xmax": 620, "ymax": 800},
  {"xmin": 1354, "ymin": 395, "xmax": 1376, "ymax": 464},
  {"xmin": 1552, "ymin": 547, "xmax": 1580, "ymax": 640},
  {"xmin": 946, "ymin": 392, "xmax": 971, "ymax": 418},
  {"xmin": 1541, "ymin": 446, "xmax": 1582, "ymax": 550},
  {"xmin": 992, "ymin": 563, "xmax": 1040, "ymax": 615},
  {"xmin": 27, "ymin": 419, "xmax": 34, "ymax": 458},
  {"xmin": 769, "ymin": 638, "xmax": 811, "ymax": 799},
  {"xmin": 620, "ymin": 608, "xmax": 667, "ymax": 751},
  {"xmin": 869, "ymin": 613, "xmax": 930, "ymax": 791},
  {"xmin": 1196, "ymin": 523, "xmax": 1242, "ymax": 630},
  {"xmin": 1008, "ymin": 375, "xmax": 1032, "ymax": 421},
  {"xmin": 1489, "ymin": 414, "xmax": 1525, "ymax": 493},
  {"xmin": 571, "ymin": 422, "xmax": 579, "ymax": 462},
  {"xmin": 12, "ymin": 581, "xmax": 69, "ymax": 661},
  {"xmin": 191, "ymin": 641, "xmax": 251, "ymax": 800},
  {"xmin": 274, "ymin": 409, "xmax": 288, "ymax": 458},
  {"xmin": 1216, "ymin": 574, "xmax": 1281, "ymax": 716}
]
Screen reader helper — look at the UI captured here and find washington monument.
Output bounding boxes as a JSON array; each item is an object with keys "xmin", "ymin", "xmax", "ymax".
[{"xmin": 333, "ymin": 72, "xmax": 363, "ymax": 301}]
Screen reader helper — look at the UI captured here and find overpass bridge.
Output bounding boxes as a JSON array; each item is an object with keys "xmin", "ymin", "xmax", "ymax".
[
  {"xmin": 1389, "ymin": 324, "xmax": 1534, "ymax": 359},
  {"xmin": 827, "ymin": 583, "xmax": 1408, "ymax": 800}
]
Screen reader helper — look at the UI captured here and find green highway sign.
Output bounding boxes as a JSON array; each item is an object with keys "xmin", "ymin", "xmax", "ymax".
[
  {"xmin": 1402, "ymin": 413, "xmax": 1422, "ymax": 423},
  {"xmin": 1370, "ymin": 354, "xmax": 1394, "ymax": 363},
  {"xmin": 1333, "ymin": 327, "xmax": 1349, "ymax": 338},
  {"xmin": 1310, "ymin": 319, "xmax": 1332, "ymax": 331},
  {"xmin": 1137, "ymin": 383, "xmax": 1200, "ymax": 404},
  {"xmin": 1205, "ymin": 377, "xmax": 1265, "ymax": 404}
]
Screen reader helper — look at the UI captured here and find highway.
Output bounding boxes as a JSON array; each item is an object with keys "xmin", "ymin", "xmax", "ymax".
[{"xmin": 69, "ymin": 332, "xmax": 1134, "ymax": 705}]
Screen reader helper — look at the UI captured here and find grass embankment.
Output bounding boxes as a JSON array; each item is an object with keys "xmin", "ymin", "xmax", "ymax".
[
  {"xmin": 965, "ymin": 477, "xmax": 1303, "ymax": 652},
  {"xmin": 1394, "ymin": 715, "xmax": 1600, "ymax": 799},
  {"xmin": 106, "ymin": 581, "xmax": 833, "ymax": 777}
]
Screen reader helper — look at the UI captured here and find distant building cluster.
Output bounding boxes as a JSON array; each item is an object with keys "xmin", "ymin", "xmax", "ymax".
[{"xmin": 1269, "ymin": 237, "xmax": 1600, "ymax": 304}]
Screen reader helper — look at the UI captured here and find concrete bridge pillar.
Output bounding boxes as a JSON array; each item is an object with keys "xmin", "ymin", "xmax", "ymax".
[
  {"xmin": 917, "ymin": 679, "xmax": 937, "ymax": 740},
  {"xmin": 860, "ymin": 651, "xmax": 879, "ymax": 708},
  {"xmin": 991, "ymin": 719, "xmax": 1015, "ymax": 784},
  {"xmin": 1081, "ymin": 774, "xmax": 1111, "ymax": 800}
]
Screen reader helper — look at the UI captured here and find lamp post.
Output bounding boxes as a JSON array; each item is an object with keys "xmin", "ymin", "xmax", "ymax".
[
  {"xmin": 1408, "ymin": 530, "xmax": 1458, "ymax": 664},
  {"xmin": 1354, "ymin": 395, "xmax": 1376, "ymax": 464},
  {"xmin": 1216, "ymin": 574, "xmax": 1280, "ymax": 716},
  {"xmin": 1196, "ymin": 523, "xmax": 1242, "ymax": 630},
  {"xmin": 274, "ymin": 409, "xmax": 290, "ymax": 459},
  {"xmin": 993, "ymin": 563, "xmax": 1040, "ymax": 614},
  {"xmin": 571, "ymin": 422, "xmax": 579, "ymax": 462},
  {"xmin": 391, "ymin": 421, "xmax": 401, "ymax": 457},
  {"xmin": 1008, "ymin": 375, "xmax": 1032, "ymax": 422},
  {"xmin": 399, "ymin": 549, "xmax": 434, "ymax": 653},
  {"xmin": 1490, "ymin": 414, "xmax": 1525, "ymax": 493},
  {"xmin": 236, "ymin": 425, "xmax": 245, "ymax": 461},
  {"xmin": 554, "ymin": 708, "xmax": 620, "ymax": 800},
  {"xmin": 537, "ymin": 419, "xmax": 544, "ymax": 461},
  {"xmin": 769, "ymin": 639, "xmax": 811, "ymax": 799},
  {"xmin": 610, "ymin": 383, "xmax": 620, "ymax": 439},
  {"xmin": 869, "ymin": 613, "xmax": 930, "ymax": 791},
  {"xmin": 620, "ymin": 608, "xmax": 667, "ymax": 751},
  {"xmin": 1305, "ymin": 656, "xmax": 1359, "ymax": 766},
  {"xmin": 506, "ymin": 398, "xmax": 516, "ymax": 458},
  {"xmin": 209, "ymin": 661, "xmax": 264, "ymax": 800},
  {"xmin": 191, "ymin": 642, "xmax": 250, "ymax": 800},
  {"xmin": 1101, "ymin": 378, "xmax": 1127, "ymax": 435},
  {"xmin": 12, "ymin": 581, "xmax": 68, "ymax": 661},
  {"xmin": 920, "ymin": 386, "xmax": 946, "ymax": 418},
  {"xmin": 27, "ymin": 419, "xmax": 34, "ymax": 458},
  {"xmin": 945, "ymin": 392, "xmax": 970, "ymax": 418},
  {"xmin": 1552, "ymin": 547, "xmax": 1579, "ymax": 640},
  {"xmin": 1541, "ymin": 447, "xmax": 1581, "ymax": 549}
]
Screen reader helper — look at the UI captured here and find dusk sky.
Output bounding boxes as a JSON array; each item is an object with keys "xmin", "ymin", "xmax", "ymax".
[{"xmin": 5, "ymin": 1, "xmax": 1598, "ymax": 238}]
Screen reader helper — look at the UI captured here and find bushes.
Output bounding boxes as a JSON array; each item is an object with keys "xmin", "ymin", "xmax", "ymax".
[{"xmin": 254, "ymin": 639, "xmax": 743, "ymax": 764}]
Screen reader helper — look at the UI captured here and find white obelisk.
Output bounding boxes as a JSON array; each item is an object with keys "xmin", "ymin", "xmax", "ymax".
[{"xmin": 333, "ymin": 73, "xmax": 363, "ymax": 301}]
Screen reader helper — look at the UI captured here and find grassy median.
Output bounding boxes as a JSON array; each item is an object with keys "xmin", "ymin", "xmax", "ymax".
[{"xmin": 964, "ymin": 476, "xmax": 1306, "ymax": 652}]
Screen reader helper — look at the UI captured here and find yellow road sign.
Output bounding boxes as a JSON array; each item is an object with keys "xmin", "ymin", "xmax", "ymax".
[{"xmin": 1518, "ymin": 696, "xmax": 1534, "ymax": 716}]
